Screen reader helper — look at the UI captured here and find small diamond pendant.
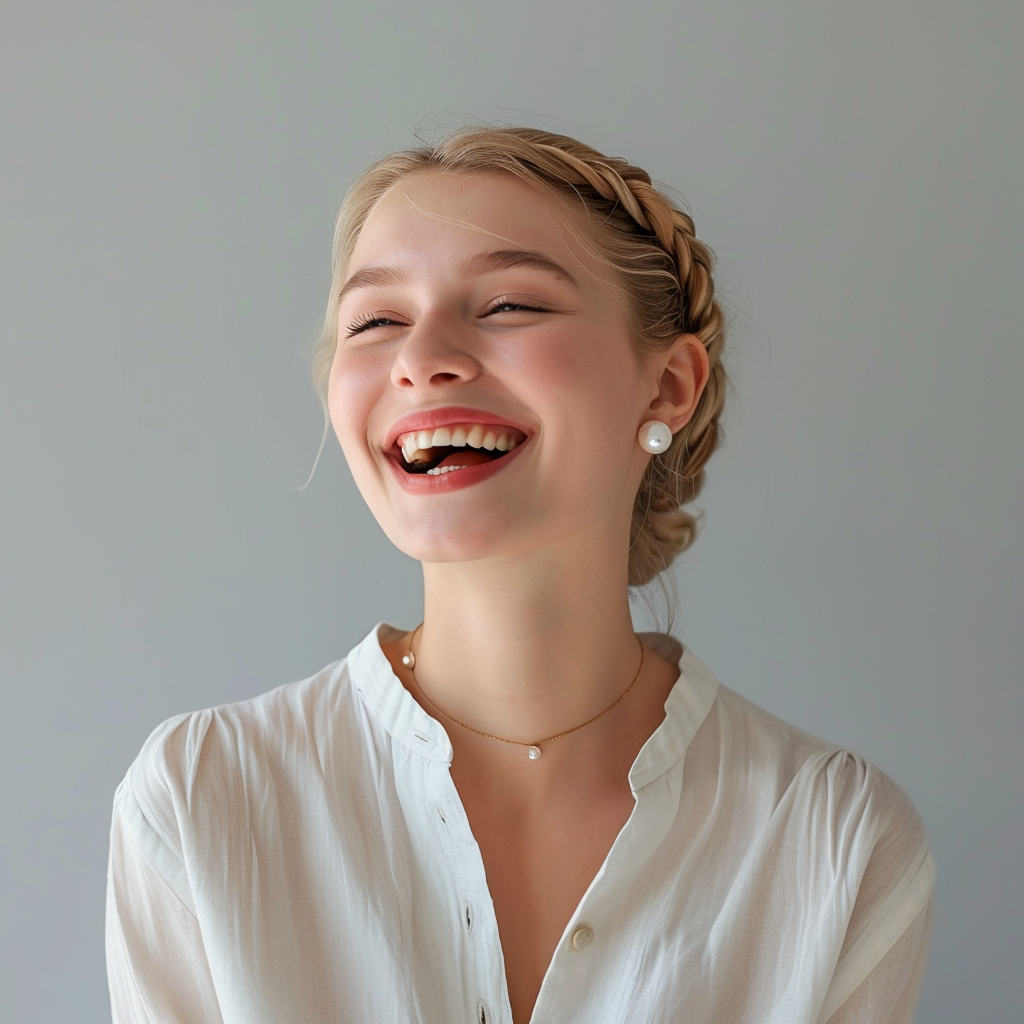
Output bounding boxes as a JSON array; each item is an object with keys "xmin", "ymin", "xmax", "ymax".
[{"xmin": 527, "ymin": 745, "xmax": 541, "ymax": 760}]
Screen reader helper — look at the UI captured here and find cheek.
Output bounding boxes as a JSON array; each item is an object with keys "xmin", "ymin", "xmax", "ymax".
[
  {"xmin": 327, "ymin": 357, "xmax": 396, "ymax": 527},
  {"xmin": 546, "ymin": 342, "xmax": 641, "ymax": 429},
  {"xmin": 327, "ymin": 349, "xmax": 382, "ymax": 458}
]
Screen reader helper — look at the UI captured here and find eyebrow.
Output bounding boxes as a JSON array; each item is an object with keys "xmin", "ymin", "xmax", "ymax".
[{"xmin": 337, "ymin": 248, "xmax": 579, "ymax": 303}]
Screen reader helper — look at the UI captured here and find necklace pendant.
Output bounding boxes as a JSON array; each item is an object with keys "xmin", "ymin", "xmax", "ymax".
[
  {"xmin": 401, "ymin": 651, "xmax": 415, "ymax": 668},
  {"xmin": 527, "ymin": 745, "xmax": 542, "ymax": 760}
]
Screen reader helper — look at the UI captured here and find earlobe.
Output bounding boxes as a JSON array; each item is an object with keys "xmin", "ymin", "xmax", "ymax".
[{"xmin": 648, "ymin": 333, "xmax": 710, "ymax": 433}]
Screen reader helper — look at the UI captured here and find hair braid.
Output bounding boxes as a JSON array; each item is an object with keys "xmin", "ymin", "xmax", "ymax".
[{"xmin": 572, "ymin": 160, "xmax": 727, "ymax": 586}]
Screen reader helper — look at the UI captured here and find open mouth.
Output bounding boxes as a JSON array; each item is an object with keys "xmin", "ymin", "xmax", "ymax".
[{"xmin": 392, "ymin": 424, "xmax": 528, "ymax": 475}]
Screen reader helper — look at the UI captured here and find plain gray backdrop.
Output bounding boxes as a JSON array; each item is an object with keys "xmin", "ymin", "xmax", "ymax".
[{"xmin": 2, "ymin": 2, "xmax": 1021, "ymax": 1021}]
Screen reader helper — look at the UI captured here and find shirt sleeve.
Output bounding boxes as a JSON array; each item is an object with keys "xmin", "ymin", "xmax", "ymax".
[
  {"xmin": 822, "ymin": 894, "xmax": 934, "ymax": 1024},
  {"xmin": 105, "ymin": 749, "xmax": 224, "ymax": 1023},
  {"xmin": 814, "ymin": 756, "xmax": 937, "ymax": 1024}
]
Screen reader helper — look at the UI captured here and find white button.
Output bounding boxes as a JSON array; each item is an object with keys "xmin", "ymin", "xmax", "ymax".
[{"xmin": 571, "ymin": 924, "xmax": 594, "ymax": 950}]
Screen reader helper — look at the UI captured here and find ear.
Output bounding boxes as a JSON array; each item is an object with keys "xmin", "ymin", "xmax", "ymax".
[{"xmin": 645, "ymin": 333, "xmax": 710, "ymax": 433}]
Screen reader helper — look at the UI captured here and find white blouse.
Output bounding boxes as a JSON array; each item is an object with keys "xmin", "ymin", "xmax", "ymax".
[{"xmin": 106, "ymin": 623, "xmax": 936, "ymax": 1024}]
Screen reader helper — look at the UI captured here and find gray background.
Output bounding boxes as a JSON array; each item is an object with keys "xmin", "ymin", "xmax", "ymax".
[{"xmin": 1, "ymin": 2, "xmax": 1020, "ymax": 1021}]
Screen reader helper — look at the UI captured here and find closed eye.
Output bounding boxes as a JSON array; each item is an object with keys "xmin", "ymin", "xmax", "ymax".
[
  {"xmin": 345, "ymin": 313, "xmax": 403, "ymax": 337},
  {"xmin": 345, "ymin": 301, "xmax": 549, "ymax": 337},
  {"xmin": 486, "ymin": 301, "xmax": 548, "ymax": 315}
]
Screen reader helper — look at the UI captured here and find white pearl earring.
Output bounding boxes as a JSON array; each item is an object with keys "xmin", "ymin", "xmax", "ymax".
[{"xmin": 638, "ymin": 420, "xmax": 672, "ymax": 453}]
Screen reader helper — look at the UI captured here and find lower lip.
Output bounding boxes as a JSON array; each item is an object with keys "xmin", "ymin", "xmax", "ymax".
[{"xmin": 385, "ymin": 439, "xmax": 529, "ymax": 494}]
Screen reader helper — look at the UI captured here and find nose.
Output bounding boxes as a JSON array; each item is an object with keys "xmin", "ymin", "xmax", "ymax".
[{"xmin": 389, "ymin": 311, "xmax": 482, "ymax": 390}]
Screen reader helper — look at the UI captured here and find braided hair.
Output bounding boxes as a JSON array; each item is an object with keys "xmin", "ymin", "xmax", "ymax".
[{"xmin": 312, "ymin": 127, "xmax": 727, "ymax": 589}]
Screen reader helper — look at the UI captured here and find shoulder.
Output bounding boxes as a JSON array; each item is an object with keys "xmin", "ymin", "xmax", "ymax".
[
  {"xmin": 716, "ymin": 681, "xmax": 920, "ymax": 821},
  {"xmin": 684, "ymin": 667, "xmax": 935, "ymax": 1013},
  {"xmin": 704, "ymin": 695, "xmax": 938, "ymax": 1013},
  {"xmin": 117, "ymin": 655, "xmax": 356, "ymax": 847},
  {"xmin": 688, "ymin": 670, "xmax": 932, "ymax": 888}
]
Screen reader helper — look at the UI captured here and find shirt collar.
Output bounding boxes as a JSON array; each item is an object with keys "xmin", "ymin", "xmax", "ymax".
[
  {"xmin": 349, "ymin": 621, "xmax": 719, "ymax": 782},
  {"xmin": 349, "ymin": 621, "xmax": 454, "ymax": 762},
  {"xmin": 629, "ymin": 631, "xmax": 719, "ymax": 791}
]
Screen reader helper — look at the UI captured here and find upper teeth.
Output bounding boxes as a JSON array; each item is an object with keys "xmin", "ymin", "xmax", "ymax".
[{"xmin": 398, "ymin": 424, "xmax": 526, "ymax": 464}]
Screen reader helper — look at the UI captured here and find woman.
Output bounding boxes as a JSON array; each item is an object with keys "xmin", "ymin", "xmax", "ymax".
[{"xmin": 106, "ymin": 127, "xmax": 935, "ymax": 1023}]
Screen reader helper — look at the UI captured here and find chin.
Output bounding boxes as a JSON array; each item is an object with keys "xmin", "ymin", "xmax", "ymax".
[{"xmin": 382, "ymin": 515, "xmax": 524, "ymax": 565}]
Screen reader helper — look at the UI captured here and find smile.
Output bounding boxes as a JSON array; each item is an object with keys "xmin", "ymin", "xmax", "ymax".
[
  {"xmin": 385, "ymin": 429, "xmax": 530, "ymax": 493},
  {"xmin": 397, "ymin": 423, "xmax": 528, "ymax": 475}
]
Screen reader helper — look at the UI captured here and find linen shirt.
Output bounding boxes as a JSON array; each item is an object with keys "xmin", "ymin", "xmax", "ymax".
[{"xmin": 106, "ymin": 622, "xmax": 936, "ymax": 1024}]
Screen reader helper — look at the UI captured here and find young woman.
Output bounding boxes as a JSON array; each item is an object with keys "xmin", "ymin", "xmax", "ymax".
[{"xmin": 106, "ymin": 127, "xmax": 935, "ymax": 1024}]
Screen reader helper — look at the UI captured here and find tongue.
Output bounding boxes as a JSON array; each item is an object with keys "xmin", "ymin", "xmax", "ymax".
[{"xmin": 436, "ymin": 448, "xmax": 500, "ymax": 470}]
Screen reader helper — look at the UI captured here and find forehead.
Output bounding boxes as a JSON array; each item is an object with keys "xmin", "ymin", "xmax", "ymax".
[{"xmin": 347, "ymin": 169, "xmax": 614, "ymax": 286}]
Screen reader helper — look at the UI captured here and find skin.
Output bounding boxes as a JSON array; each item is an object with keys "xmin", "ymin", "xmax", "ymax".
[{"xmin": 328, "ymin": 168, "xmax": 710, "ymax": 1022}]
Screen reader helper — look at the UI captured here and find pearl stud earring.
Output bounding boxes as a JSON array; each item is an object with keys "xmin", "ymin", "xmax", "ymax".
[{"xmin": 638, "ymin": 420, "xmax": 672, "ymax": 453}]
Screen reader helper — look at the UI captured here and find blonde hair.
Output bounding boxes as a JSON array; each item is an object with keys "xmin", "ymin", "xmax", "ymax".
[{"xmin": 311, "ymin": 127, "xmax": 726, "ymax": 590}]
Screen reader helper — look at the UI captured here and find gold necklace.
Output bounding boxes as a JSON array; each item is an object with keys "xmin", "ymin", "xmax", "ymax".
[{"xmin": 401, "ymin": 624, "xmax": 645, "ymax": 760}]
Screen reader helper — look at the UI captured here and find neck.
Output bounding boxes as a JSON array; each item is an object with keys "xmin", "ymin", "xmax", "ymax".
[{"xmin": 408, "ymin": 541, "xmax": 647, "ymax": 774}]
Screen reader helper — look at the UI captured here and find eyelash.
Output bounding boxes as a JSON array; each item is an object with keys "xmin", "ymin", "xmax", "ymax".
[{"xmin": 344, "ymin": 301, "xmax": 547, "ymax": 337}]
